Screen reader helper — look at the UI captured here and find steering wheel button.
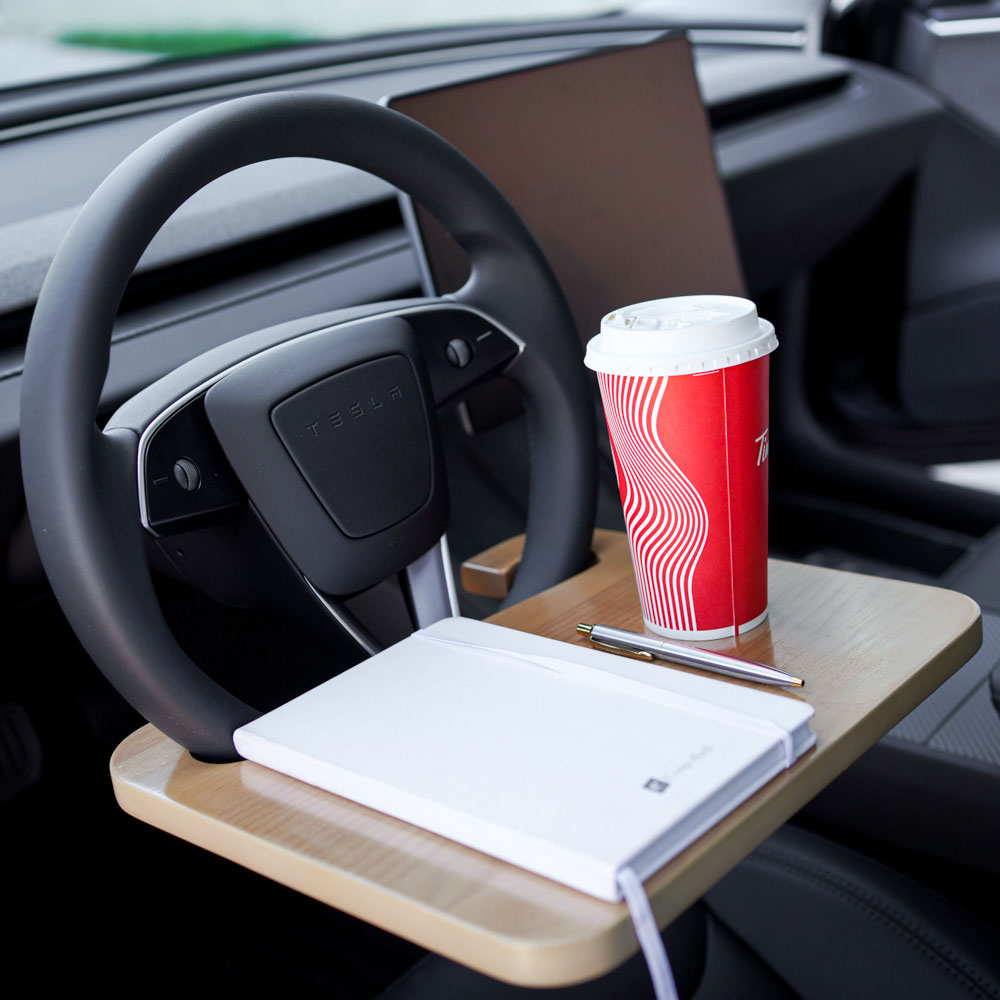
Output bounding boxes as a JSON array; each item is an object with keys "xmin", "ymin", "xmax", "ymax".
[
  {"xmin": 172, "ymin": 458, "xmax": 202, "ymax": 492},
  {"xmin": 445, "ymin": 338, "xmax": 473, "ymax": 368},
  {"xmin": 142, "ymin": 395, "xmax": 246, "ymax": 533}
]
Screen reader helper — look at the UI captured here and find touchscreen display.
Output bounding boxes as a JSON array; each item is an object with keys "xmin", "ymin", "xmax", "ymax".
[{"xmin": 388, "ymin": 35, "xmax": 745, "ymax": 343}]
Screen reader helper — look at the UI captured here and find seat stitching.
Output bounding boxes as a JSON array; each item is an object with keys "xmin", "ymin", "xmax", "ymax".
[{"xmin": 742, "ymin": 846, "xmax": 1000, "ymax": 1000}]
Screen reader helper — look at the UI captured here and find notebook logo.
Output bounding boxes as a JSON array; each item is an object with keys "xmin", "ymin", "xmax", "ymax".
[{"xmin": 643, "ymin": 778, "xmax": 669, "ymax": 793}]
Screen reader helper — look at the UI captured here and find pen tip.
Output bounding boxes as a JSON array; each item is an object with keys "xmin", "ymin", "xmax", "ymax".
[
  {"xmin": 791, "ymin": 678, "xmax": 805, "ymax": 688},
  {"xmin": 576, "ymin": 623, "xmax": 593, "ymax": 637}
]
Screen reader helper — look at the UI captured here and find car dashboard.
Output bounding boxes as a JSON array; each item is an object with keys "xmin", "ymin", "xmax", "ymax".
[
  {"xmin": 0, "ymin": 21, "xmax": 950, "ymax": 574},
  {"xmin": 6, "ymin": 8, "xmax": 1000, "ymax": 997}
]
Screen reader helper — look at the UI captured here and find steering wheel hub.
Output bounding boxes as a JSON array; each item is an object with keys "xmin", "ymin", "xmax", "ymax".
[
  {"xmin": 269, "ymin": 355, "xmax": 431, "ymax": 538},
  {"xmin": 200, "ymin": 312, "xmax": 449, "ymax": 595}
]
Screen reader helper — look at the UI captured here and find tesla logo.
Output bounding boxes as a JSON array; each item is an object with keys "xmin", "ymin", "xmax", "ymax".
[
  {"xmin": 755, "ymin": 428, "xmax": 769, "ymax": 467},
  {"xmin": 304, "ymin": 384, "xmax": 403, "ymax": 437}
]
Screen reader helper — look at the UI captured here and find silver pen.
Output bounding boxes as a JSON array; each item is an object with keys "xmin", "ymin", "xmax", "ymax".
[{"xmin": 576, "ymin": 623, "xmax": 804, "ymax": 688}]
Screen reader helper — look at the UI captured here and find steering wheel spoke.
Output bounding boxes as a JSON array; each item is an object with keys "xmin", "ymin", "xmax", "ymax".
[
  {"xmin": 140, "ymin": 390, "xmax": 246, "ymax": 536},
  {"xmin": 401, "ymin": 535, "xmax": 461, "ymax": 629},
  {"xmin": 403, "ymin": 303, "xmax": 521, "ymax": 406}
]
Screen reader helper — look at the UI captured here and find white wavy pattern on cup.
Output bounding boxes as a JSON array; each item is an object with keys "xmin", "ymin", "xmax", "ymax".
[{"xmin": 598, "ymin": 372, "xmax": 709, "ymax": 633}]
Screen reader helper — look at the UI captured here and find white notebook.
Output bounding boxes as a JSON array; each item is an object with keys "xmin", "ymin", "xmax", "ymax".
[{"xmin": 235, "ymin": 617, "xmax": 815, "ymax": 903}]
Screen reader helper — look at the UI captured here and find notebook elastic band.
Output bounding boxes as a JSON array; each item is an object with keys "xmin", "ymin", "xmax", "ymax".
[{"xmin": 617, "ymin": 865, "xmax": 679, "ymax": 1000}]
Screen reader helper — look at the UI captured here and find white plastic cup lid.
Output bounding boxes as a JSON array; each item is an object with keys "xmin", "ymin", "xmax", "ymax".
[{"xmin": 584, "ymin": 295, "xmax": 777, "ymax": 376}]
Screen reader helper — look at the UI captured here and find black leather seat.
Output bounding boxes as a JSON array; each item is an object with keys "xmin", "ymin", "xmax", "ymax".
[
  {"xmin": 803, "ymin": 525, "xmax": 1000, "ymax": 870},
  {"xmin": 377, "ymin": 824, "xmax": 1000, "ymax": 999}
]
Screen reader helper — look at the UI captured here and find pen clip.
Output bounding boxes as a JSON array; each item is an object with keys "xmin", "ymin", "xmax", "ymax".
[{"xmin": 587, "ymin": 638, "xmax": 656, "ymax": 662}]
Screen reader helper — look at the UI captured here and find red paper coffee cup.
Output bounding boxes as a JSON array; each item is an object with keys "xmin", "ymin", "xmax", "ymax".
[{"xmin": 585, "ymin": 296, "xmax": 777, "ymax": 640}]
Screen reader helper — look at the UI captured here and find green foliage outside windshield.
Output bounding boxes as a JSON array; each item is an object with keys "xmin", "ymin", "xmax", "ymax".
[{"xmin": 60, "ymin": 30, "xmax": 311, "ymax": 57}]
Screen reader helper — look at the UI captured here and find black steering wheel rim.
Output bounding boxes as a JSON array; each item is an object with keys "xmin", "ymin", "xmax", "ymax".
[{"xmin": 19, "ymin": 92, "xmax": 596, "ymax": 761}]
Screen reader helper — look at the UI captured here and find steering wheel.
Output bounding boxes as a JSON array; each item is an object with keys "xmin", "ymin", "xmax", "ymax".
[{"xmin": 19, "ymin": 93, "xmax": 596, "ymax": 762}]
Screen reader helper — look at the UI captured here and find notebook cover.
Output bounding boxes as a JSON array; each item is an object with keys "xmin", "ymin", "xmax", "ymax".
[{"xmin": 235, "ymin": 618, "xmax": 814, "ymax": 901}]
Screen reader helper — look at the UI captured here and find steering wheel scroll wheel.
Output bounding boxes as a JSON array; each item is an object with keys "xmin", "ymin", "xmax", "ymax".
[{"xmin": 19, "ymin": 93, "xmax": 596, "ymax": 762}]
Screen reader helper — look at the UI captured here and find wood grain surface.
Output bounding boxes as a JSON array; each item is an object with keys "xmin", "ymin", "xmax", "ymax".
[{"xmin": 111, "ymin": 530, "xmax": 981, "ymax": 987}]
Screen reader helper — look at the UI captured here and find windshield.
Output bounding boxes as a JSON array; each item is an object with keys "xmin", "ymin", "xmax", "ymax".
[
  {"xmin": 0, "ymin": 0, "xmax": 619, "ymax": 90},
  {"xmin": 0, "ymin": 1, "xmax": 824, "ymax": 92}
]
